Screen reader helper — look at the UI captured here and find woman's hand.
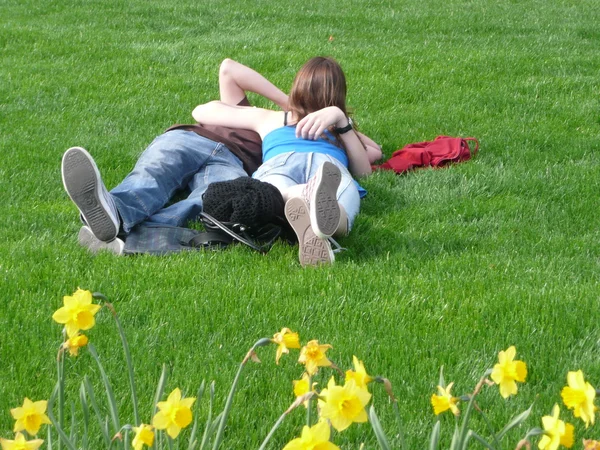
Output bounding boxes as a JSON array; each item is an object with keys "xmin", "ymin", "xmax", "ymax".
[{"xmin": 295, "ymin": 106, "xmax": 346, "ymax": 140}]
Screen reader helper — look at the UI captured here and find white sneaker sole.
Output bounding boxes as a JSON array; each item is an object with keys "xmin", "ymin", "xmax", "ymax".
[
  {"xmin": 62, "ymin": 147, "xmax": 119, "ymax": 242},
  {"xmin": 305, "ymin": 161, "xmax": 341, "ymax": 239},
  {"xmin": 285, "ymin": 197, "xmax": 334, "ymax": 267}
]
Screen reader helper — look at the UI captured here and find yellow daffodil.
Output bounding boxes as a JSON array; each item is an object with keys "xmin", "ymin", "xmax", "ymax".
[
  {"xmin": 430, "ymin": 382, "xmax": 460, "ymax": 416},
  {"xmin": 584, "ymin": 440, "xmax": 600, "ymax": 450},
  {"xmin": 490, "ymin": 346, "xmax": 527, "ymax": 398},
  {"xmin": 132, "ymin": 424, "xmax": 154, "ymax": 450},
  {"xmin": 345, "ymin": 356, "xmax": 373, "ymax": 389},
  {"xmin": 272, "ymin": 328, "xmax": 300, "ymax": 364},
  {"xmin": 63, "ymin": 333, "xmax": 89, "ymax": 357},
  {"xmin": 52, "ymin": 288, "xmax": 101, "ymax": 338},
  {"xmin": 282, "ymin": 420, "xmax": 340, "ymax": 450},
  {"xmin": 318, "ymin": 377, "xmax": 371, "ymax": 432},
  {"xmin": 293, "ymin": 373, "xmax": 317, "ymax": 408},
  {"xmin": 152, "ymin": 388, "xmax": 195, "ymax": 439},
  {"xmin": 561, "ymin": 370, "xmax": 597, "ymax": 428},
  {"xmin": 10, "ymin": 398, "xmax": 51, "ymax": 436},
  {"xmin": 538, "ymin": 404, "xmax": 574, "ymax": 450},
  {"xmin": 0, "ymin": 432, "xmax": 43, "ymax": 450},
  {"xmin": 298, "ymin": 340, "xmax": 332, "ymax": 376}
]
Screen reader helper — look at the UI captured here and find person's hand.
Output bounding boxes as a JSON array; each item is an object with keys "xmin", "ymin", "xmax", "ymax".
[{"xmin": 295, "ymin": 106, "xmax": 345, "ymax": 140}]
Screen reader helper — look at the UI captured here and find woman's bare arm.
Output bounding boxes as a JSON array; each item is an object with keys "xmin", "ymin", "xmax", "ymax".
[
  {"xmin": 355, "ymin": 131, "xmax": 383, "ymax": 163},
  {"xmin": 192, "ymin": 101, "xmax": 281, "ymax": 138},
  {"xmin": 219, "ymin": 58, "xmax": 289, "ymax": 109}
]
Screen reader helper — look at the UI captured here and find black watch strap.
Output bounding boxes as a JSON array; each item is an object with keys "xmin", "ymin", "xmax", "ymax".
[{"xmin": 334, "ymin": 117, "xmax": 353, "ymax": 134}]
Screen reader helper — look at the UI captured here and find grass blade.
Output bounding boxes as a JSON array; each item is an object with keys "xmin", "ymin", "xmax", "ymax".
[{"xmin": 88, "ymin": 343, "xmax": 121, "ymax": 433}]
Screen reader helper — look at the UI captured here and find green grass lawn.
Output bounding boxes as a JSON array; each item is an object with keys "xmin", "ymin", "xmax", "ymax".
[{"xmin": 1, "ymin": 0, "xmax": 599, "ymax": 448}]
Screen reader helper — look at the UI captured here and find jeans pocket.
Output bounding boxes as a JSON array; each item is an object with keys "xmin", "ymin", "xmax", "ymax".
[{"xmin": 252, "ymin": 152, "xmax": 295, "ymax": 177}]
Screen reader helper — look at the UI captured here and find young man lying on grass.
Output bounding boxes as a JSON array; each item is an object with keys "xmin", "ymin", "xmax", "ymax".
[{"xmin": 61, "ymin": 59, "xmax": 381, "ymax": 264}]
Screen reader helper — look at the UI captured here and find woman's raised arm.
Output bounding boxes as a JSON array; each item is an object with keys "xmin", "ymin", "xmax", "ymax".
[{"xmin": 219, "ymin": 58, "xmax": 289, "ymax": 110}]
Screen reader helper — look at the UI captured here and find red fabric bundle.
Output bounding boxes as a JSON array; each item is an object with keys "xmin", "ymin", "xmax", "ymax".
[{"xmin": 373, "ymin": 136, "xmax": 479, "ymax": 174}]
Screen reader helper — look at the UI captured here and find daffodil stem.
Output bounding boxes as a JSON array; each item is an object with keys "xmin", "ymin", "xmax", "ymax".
[
  {"xmin": 211, "ymin": 338, "xmax": 271, "ymax": 450},
  {"xmin": 306, "ymin": 375, "xmax": 313, "ymax": 427},
  {"xmin": 106, "ymin": 302, "xmax": 140, "ymax": 427},
  {"xmin": 57, "ymin": 349, "xmax": 65, "ymax": 450},
  {"xmin": 258, "ymin": 412, "xmax": 287, "ymax": 450}
]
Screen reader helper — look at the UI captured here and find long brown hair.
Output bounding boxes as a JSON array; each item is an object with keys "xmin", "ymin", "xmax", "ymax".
[{"xmin": 288, "ymin": 56, "xmax": 348, "ymax": 122}]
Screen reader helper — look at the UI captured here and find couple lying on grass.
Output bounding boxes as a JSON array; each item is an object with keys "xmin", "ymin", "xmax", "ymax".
[{"xmin": 61, "ymin": 57, "xmax": 382, "ymax": 266}]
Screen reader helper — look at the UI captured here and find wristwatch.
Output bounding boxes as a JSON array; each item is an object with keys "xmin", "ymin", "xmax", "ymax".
[{"xmin": 334, "ymin": 117, "xmax": 353, "ymax": 134}]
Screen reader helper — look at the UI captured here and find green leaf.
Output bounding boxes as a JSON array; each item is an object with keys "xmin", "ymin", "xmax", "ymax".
[
  {"xmin": 199, "ymin": 382, "xmax": 216, "ymax": 450},
  {"xmin": 438, "ymin": 366, "xmax": 446, "ymax": 388},
  {"xmin": 369, "ymin": 405, "xmax": 391, "ymax": 450},
  {"xmin": 83, "ymin": 376, "xmax": 111, "ymax": 445},
  {"xmin": 449, "ymin": 424, "xmax": 460, "ymax": 450},
  {"xmin": 188, "ymin": 380, "xmax": 206, "ymax": 450},
  {"xmin": 152, "ymin": 364, "xmax": 169, "ymax": 418},
  {"xmin": 466, "ymin": 430, "xmax": 496, "ymax": 450},
  {"xmin": 496, "ymin": 402, "xmax": 535, "ymax": 441},
  {"xmin": 47, "ymin": 383, "xmax": 78, "ymax": 450},
  {"xmin": 429, "ymin": 420, "xmax": 441, "ymax": 450},
  {"xmin": 79, "ymin": 382, "xmax": 90, "ymax": 449},
  {"xmin": 110, "ymin": 304, "xmax": 140, "ymax": 427},
  {"xmin": 88, "ymin": 343, "xmax": 121, "ymax": 433}
]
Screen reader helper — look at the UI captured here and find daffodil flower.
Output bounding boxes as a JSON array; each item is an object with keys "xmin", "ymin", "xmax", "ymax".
[
  {"xmin": 282, "ymin": 420, "xmax": 340, "ymax": 450},
  {"xmin": 272, "ymin": 328, "xmax": 300, "ymax": 364},
  {"xmin": 52, "ymin": 288, "xmax": 101, "ymax": 338},
  {"xmin": 298, "ymin": 340, "xmax": 332, "ymax": 376},
  {"xmin": 490, "ymin": 346, "xmax": 527, "ymax": 398},
  {"xmin": 430, "ymin": 382, "xmax": 460, "ymax": 416},
  {"xmin": 318, "ymin": 377, "xmax": 371, "ymax": 432},
  {"xmin": 10, "ymin": 398, "xmax": 51, "ymax": 436},
  {"xmin": 583, "ymin": 440, "xmax": 600, "ymax": 450},
  {"xmin": 0, "ymin": 432, "xmax": 43, "ymax": 450},
  {"xmin": 345, "ymin": 356, "xmax": 373, "ymax": 389},
  {"xmin": 538, "ymin": 404, "xmax": 574, "ymax": 450},
  {"xmin": 293, "ymin": 373, "xmax": 317, "ymax": 408},
  {"xmin": 132, "ymin": 424, "xmax": 154, "ymax": 450},
  {"xmin": 63, "ymin": 333, "xmax": 89, "ymax": 357},
  {"xmin": 561, "ymin": 370, "xmax": 597, "ymax": 427},
  {"xmin": 152, "ymin": 388, "xmax": 195, "ymax": 439}
]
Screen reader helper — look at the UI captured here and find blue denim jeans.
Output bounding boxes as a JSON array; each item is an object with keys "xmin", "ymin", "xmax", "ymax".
[
  {"xmin": 110, "ymin": 130, "xmax": 247, "ymax": 232},
  {"xmin": 252, "ymin": 152, "xmax": 361, "ymax": 229}
]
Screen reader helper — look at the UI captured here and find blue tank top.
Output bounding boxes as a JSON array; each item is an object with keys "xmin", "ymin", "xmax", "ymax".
[
  {"xmin": 262, "ymin": 126, "xmax": 349, "ymax": 167},
  {"xmin": 261, "ymin": 125, "xmax": 367, "ymax": 198}
]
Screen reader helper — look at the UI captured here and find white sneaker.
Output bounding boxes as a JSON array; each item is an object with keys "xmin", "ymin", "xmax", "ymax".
[
  {"xmin": 62, "ymin": 147, "xmax": 120, "ymax": 242},
  {"xmin": 301, "ymin": 161, "xmax": 341, "ymax": 239},
  {"xmin": 78, "ymin": 226, "xmax": 125, "ymax": 255},
  {"xmin": 285, "ymin": 197, "xmax": 334, "ymax": 267}
]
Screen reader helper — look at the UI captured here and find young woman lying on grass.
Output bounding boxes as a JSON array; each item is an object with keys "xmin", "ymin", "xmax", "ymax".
[{"xmin": 194, "ymin": 57, "xmax": 382, "ymax": 266}]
